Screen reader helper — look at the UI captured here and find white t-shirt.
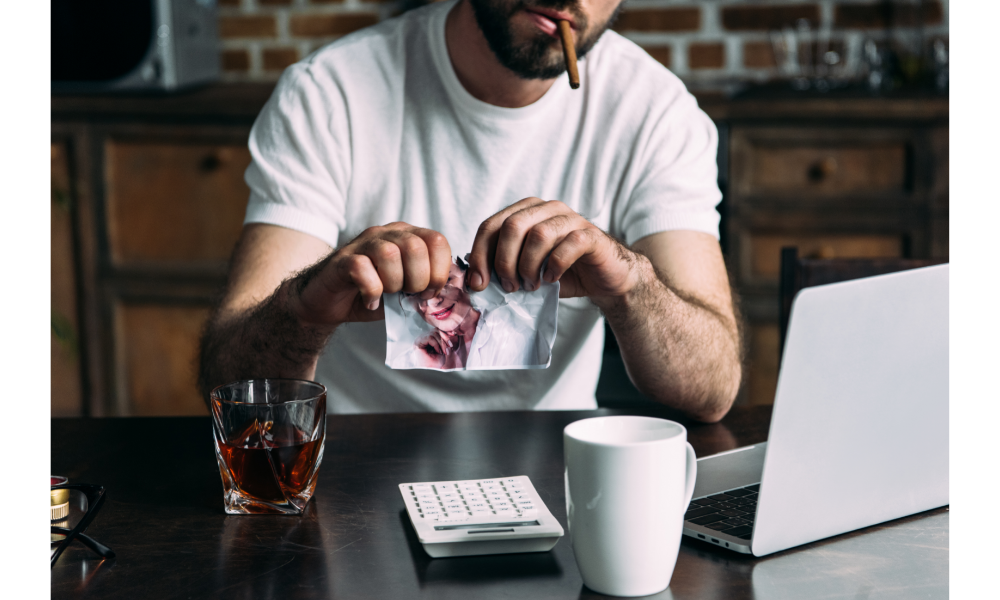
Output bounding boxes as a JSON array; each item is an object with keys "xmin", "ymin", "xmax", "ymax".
[{"xmin": 243, "ymin": 0, "xmax": 722, "ymax": 413}]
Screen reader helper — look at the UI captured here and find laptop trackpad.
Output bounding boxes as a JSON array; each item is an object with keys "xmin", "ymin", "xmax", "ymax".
[{"xmin": 693, "ymin": 443, "xmax": 768, "ymax": 498}]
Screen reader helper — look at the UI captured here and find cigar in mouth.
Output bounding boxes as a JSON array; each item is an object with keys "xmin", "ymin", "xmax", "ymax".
[{"xmin": 557, "ymin": 20, "xmax": 580, "ymax": 89}]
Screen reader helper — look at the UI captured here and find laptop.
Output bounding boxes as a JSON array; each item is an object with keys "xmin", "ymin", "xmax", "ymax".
[{"xmin": 682, "ymin": 264, "xmax": 949, "ymax": 557}]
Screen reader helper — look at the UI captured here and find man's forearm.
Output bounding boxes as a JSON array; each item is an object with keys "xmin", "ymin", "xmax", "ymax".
[
  {"xmin": 594, "ymin": 256, "xmax": 743, "ymax": 422},
  {"xmin": 197, "ymin": 277, "xmax": 336, "ymax": 402}
]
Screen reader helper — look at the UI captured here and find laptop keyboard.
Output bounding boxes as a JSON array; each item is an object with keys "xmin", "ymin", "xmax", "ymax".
[{"xmin": 684, "ymin": 484, "xmax": 760, "ymax": 540}]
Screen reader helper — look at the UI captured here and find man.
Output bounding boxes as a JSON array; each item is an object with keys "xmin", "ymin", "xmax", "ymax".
[{"xmin": 198, "ymin": 0, "xmax": 742, "ymax": 421}]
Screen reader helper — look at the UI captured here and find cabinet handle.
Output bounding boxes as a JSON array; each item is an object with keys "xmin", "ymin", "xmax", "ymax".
[
  {"xmin": 199, "ymin": 153, "xmax": 222, "ymax": 173},
  {"xmin": 807, "ymin": 156, "xmax": 838, "ymax": 182}
]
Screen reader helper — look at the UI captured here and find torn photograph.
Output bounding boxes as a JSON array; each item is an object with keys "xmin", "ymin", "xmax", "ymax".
[{"xmin": 384, "ymin": 257, "xmax": 559, "ymax": 371}]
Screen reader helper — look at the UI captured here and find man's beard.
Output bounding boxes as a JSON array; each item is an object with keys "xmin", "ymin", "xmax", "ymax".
[{"xmin": 468, "ymin": 0, "xmax": 622, "ymax": 80}]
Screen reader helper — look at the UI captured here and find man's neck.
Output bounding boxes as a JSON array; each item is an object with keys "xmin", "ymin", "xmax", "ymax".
[{"xmin": 445, "ymin": 0, "xmax": 556, "ymax": 108}]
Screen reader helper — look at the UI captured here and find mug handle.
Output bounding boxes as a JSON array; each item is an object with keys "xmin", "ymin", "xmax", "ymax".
[{"xmin": 683, "ymin": 442, "xmax": 697, "ymax": 508}]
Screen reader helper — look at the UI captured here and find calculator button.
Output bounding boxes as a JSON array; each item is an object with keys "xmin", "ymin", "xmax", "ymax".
[
  {"xmin": 511, "ymin": 494, "xmax": 532, "ymax": 502},
  {"xmin": 438, "ymin": 517, "xmax": 470, "ymax": 524},
  {"xmin": 518, "ymin": 503, "xmax": 536, "ymax": 511},
  {"xmin": 439, "ymin": 492, "xmax": 459, "ymax": 500}
]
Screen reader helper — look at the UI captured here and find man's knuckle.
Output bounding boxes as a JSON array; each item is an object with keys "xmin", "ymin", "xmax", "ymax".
[
  {"xmin": 477, "ymin": 219, "xmax": 499, "ymax": 237},
  {"xmin": 424, "ymin": 230, "xmax": 448, "ymax": 248},
  {"xmin": 344, "ymin": 257, "xmax": 371, "ymax": 282},
  {"xmin": 344, "ymin": 253, "xmax": 365, "ymax": 269},
  {"xmin": 526, "ymin": 225, "xmax": 552, "ymax": 246},
  {"xmin": 501, "ymin": 215, "xmax": 529, "ymax": 236},
  {"xmin": 567, "ymin": 229, "xmax": 591, "ymax": 245},
  {"xmin": 374, "ymin": 242, "xmax": 400, "ymax": 262},
  {"xmin": 548, "ymin": 253, "xmax": 569, "ymax": 273},
  {"xmin": 360, "ymin": 225, "xmax": 384, "ymax": 239},
  {"xmin": 399, "ymin": 235, "xmax": 426, "ymax": 256}
]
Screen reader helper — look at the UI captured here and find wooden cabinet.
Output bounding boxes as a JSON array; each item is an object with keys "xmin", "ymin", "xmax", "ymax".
[
  {"xmin": 703, "ymin": 98, "xmax": 949, "ymax": 406},
  {"xmin": 52, "ymin": 85, "xmax": 271, "ymax": 415},
  {"xmin": 52, "ymin": 86, "xmax": 948, "ymax": 415},
  {"xmin": 52, "ymin": 142, "xmax": 84, "ymax": 417}
]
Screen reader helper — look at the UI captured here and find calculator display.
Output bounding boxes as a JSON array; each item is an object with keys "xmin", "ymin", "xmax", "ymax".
[{"xmin": 434, "ymin": 520, "xmax": 540, "ymax": 531}]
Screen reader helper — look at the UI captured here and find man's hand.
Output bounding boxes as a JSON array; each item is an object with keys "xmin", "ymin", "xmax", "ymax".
[
  {"xmin": 290, "ymin": 222, "xmax": 453, "ymax": 327},
  {"xmin": 465, "ymin": 197, "xmax": 638, "ymax": 300},
  {"xmin": 198, "ymin": 222, "xmax": 454, "ymax": 398},
  {"xmin": 464, "ymin": 198, "xmax": 741, "ymax": 423}
]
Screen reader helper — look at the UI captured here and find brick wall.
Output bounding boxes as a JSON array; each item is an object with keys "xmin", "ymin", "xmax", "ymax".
[{"xmin": 217, "ymin": 0, "xmax": 948, "ymax": 90}]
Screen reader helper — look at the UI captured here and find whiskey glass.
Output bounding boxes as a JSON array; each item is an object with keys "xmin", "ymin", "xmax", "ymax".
[{"xmin": 211, "ymin": 379, "xmax": 327, "ymax": 515}]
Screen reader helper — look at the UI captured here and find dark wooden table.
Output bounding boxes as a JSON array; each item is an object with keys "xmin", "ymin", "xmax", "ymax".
[{"xmin": 51, "ymin": 405, "xmax": 947, "ymax": 599}]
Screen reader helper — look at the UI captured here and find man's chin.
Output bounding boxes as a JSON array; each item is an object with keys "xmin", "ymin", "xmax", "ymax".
[{"xmin": 504, "ymin": 47, "xmax": 568, "ymax": 80}]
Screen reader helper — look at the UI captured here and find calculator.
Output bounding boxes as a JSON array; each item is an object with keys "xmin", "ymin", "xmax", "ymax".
[{"xmin": 399, "ymin": 476, "xmax": 564, "ymax": 558}]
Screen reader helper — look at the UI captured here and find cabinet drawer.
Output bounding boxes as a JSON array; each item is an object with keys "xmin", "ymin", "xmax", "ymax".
[
  {"xmin": 731, "ymin": 128, "xmax": 913, "ymax": 199},
  {"xmin": 746, "ymin": 233, "xmax": 904, "ymax": 285},
  {"xmin": 105, "ymin": 140, "xmax": 251, "ymax": 266},
  {"xmin": 116, "ymin": 303, "xmax": 210, "ymax": 416}
]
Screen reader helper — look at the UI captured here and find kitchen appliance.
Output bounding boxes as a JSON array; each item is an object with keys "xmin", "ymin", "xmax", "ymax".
[{"xmin": 52, "ymin": 0, "xmax": 220, "ymax": 93}]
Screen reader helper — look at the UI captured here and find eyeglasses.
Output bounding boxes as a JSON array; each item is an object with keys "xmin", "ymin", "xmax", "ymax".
[{"xmin": 50, "ymin": 484, "xmax": 115, "ymax": 568}]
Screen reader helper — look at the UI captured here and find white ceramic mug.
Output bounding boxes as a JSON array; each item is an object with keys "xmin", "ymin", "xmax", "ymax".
[{"xmin": 564, "ymin": 416, "xmax": 697, "ymax": 597}]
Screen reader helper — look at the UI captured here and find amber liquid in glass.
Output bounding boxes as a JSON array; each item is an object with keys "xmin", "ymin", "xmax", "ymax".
[{"xmin": 218, "ymin": 421, "xmax": 323, "ymax": 505}]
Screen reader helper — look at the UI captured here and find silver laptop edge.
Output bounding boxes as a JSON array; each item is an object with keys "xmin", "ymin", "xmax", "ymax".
[{"xmin": 682, "ymin": 264, "xmax": 949, "ymax": 556}]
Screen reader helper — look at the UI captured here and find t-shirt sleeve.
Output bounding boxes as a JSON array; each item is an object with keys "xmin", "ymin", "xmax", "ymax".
[
  {"xmin": 243, "ymin": 65, "xmax": 350, "ymax": 249},
  {"xmin": 616, "ymin": 90, "xmax": 722, "ymax": 245}
]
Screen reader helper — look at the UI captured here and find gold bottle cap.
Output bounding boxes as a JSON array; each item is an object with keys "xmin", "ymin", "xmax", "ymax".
[{"xmin": 51, "ymin": 476, "xmax": 69, "ymax": 521}]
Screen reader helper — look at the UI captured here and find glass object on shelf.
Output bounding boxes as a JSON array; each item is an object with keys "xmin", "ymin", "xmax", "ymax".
[{"xmin": 931, "ymin": 39, "xmax": 948, "ymax": 91}]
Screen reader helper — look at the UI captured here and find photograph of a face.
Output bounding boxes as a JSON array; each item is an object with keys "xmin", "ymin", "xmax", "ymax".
[{"xmin": 384, "ymin": 257, "xmax": 559, "ymax": 371}]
